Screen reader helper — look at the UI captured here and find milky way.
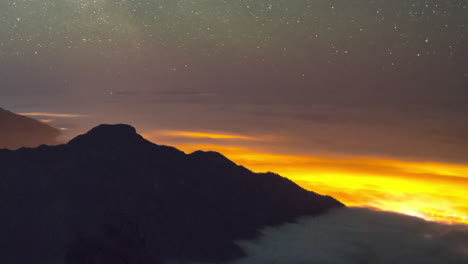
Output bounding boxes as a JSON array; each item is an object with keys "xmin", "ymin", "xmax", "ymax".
[{"xmin": 2, "ymin": 1, "xmax": 467, "ymax": 74}]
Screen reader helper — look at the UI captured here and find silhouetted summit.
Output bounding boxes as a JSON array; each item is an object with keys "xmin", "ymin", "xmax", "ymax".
[
  {"xmin": 0, "ymin": 124, "xmax": 343, "ymax": 264},
  {"xmin": 68, "ymin": 124, "xmax": 143, "ymax": 148},
  {"xmin": 82, "ymin": 123, "xmax": 138, "ymax": 138},
  {"xmin": 0, "ymin": 107, "xmax": 60, "ymax": 149}
]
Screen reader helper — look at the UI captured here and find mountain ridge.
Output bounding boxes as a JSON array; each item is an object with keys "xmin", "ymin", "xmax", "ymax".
[{"xmin": 0, "ymin": 124, "xmax": 343, "ymax": 264}]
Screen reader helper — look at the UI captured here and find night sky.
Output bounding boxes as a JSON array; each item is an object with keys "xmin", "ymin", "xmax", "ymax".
[{"xmin": 1, "ymin": 0, "xmax": 468, "ymax": 223}]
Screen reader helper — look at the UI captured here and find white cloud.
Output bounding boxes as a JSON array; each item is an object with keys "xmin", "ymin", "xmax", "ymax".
[{"xmin": 232, "ymin": 208, "xmax": 468, "ymax": 264}]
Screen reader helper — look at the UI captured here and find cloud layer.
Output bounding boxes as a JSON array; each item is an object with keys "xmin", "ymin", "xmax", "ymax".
[{"xmin": 233, "ymin": 208, "xmax": 468, "ymax": 264}]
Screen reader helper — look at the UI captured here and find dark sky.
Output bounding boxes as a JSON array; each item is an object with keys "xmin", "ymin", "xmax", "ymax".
[{"xmin": 1, "ymin": 0, "xmax": 468, "ymax": 163}]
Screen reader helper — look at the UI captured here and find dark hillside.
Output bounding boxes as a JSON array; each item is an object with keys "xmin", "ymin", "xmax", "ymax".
[{"xmin": 0, "ymin": 124, "xmax": 343, "ymax": 264}]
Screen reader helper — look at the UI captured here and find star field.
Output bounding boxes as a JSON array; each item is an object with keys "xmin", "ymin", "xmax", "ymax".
[
  {"xmin": 1, "ymin": 1, "xmax": 467, "ymax": 69},
  {"xmin": 1, "ymin": 0, "xmax": 468, "ymax": 163}
]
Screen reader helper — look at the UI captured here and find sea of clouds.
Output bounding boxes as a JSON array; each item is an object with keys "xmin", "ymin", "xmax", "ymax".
[{"xmin": 229, "ymin": 207, "xmax": 468, "ymax": 264}]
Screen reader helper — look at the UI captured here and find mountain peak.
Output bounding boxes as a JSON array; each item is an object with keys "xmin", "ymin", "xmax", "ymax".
[
  {"xmin": 68, "ymin": 124, "xmax": 143, "ymax": 147},
  {"xmin": 87, "ymin": 124, "xmax": 137, "ymax": 137}
]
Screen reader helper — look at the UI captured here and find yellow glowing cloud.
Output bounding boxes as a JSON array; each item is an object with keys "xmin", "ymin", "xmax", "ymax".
[
  {"xmin": 157, "ymin": 142, "xmax": 468, "ymax": 225},
  {"xmin": 144, "ymin": 130, "xmax": 255, "ymax": 140}
]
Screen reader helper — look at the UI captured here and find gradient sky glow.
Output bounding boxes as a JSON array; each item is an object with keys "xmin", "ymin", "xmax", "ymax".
[{"xmin": 1, "ymin": 0, "xmax": 468, "ymax": 224}]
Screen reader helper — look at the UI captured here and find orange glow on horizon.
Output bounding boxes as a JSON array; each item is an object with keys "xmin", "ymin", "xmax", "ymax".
[{"xmin": 143, "ymin": 139, "xmax": 468, "ymax": 225}]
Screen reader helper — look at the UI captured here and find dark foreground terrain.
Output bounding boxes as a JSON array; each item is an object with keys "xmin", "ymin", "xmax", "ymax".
[{"xmin": 0, "ymin": 124, "xmax": 343, "ymax": 263}]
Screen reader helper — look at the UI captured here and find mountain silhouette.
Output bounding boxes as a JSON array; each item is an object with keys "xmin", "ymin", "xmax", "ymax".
[
  {"xmin": 0, "ymin": 107, "xmax": 60, "ymax": 149},
  {"xmin": 0, "ymin": 124, "xmax": 343, "ymax": 264}
]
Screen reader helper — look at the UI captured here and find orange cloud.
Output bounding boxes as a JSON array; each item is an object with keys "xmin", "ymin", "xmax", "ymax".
[{"xmin": 143, "ymin": 130, "xmax": 256, "ymax": 141}]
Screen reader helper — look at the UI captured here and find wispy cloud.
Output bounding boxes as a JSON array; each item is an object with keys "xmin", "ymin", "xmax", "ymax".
[
  {"xmin": 162, "ymin": 130, "xmax": 254, "ymax": 140},
  {"xmin": 19, "ymin": 112, "xmax": 86, "ymax": 118},
  {"xmin": 142, "ymin": 130, "xmax": 259, "ymax": 141}
]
